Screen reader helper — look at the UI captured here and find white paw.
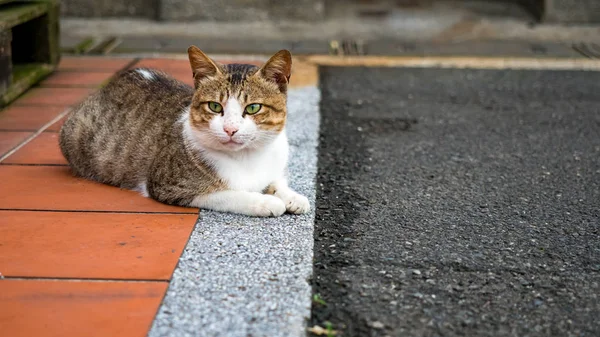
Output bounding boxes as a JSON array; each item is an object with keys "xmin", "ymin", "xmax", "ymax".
[
  {"xmin": 250, "ymin": 195, "xmax": 286, "ymax": 217},
  {"xmin": 278, "ymin": 192, "xmax": 310, "ymax": 215}
]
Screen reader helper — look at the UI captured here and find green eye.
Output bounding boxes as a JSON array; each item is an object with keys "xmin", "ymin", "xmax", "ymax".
[
  {"xmin": 245, "ymin": 103, "xmax": 262, "ymax": 115},
  {"xmin": 208, "ymin": 102, "xmax": 223, "ymax": 113}
]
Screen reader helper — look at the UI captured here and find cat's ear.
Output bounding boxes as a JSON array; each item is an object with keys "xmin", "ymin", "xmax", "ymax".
[
  {"xmin": 188, "ymin": 45, "xmax": 222, "ymax": 84},
  {"xmin": 256, "ymin": 50, "xmax": 292, "ymax": 93}
]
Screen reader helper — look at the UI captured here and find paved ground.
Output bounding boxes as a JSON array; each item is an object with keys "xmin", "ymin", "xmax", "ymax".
[
  {"xmin": 0, "ymin": 55, "xmax": 319, "ymax": 337},
  {"xmin": 310, "ymin": 67, "xmax": 600, "ymax": 336},
  {"xmin": 2, "ymin": 53, "xmax": 600, "ymax": 337}
]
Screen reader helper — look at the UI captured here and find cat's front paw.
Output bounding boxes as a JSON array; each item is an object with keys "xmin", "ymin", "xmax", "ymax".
[
  {"xmin": 251, "ymin": 195, "xmax": 287, "ymax": 217},
  {"xmin": 278, "ymin": 192, "xmax": 310, "ymax": 215}
]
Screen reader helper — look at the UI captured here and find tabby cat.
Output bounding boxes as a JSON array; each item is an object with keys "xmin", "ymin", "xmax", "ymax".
[{"xmin": 59, "ymin": 46, "xmax": 309, "ymax": 217}]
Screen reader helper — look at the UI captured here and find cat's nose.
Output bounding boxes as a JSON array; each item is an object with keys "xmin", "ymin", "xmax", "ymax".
[{"xmin": 223, "ymin": 126, "xmax": 238, "ymax": 137}]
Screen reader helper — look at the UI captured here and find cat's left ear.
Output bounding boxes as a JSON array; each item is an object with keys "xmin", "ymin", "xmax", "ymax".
[{"xmin": 256, "ymin": 50, "xmax": 292, "ymax": 93}]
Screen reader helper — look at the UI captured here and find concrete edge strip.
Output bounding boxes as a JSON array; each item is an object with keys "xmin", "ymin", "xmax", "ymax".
[
  {"xmin": 69, "ymin": 52, "xmax": 600, "ymax": 71},
  {"xmin": 304, "ymin": 55, "xmax": 600, "ymax": 70},
  {"xmin": 148, "ymin": 64, "xmax": 321, "ymax": 337}
]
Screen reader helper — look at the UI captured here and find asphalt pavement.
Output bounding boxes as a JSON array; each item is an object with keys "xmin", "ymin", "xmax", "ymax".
[{"xmin": 311, "ymin": 66, "xmax": 600, "ymax": 336}]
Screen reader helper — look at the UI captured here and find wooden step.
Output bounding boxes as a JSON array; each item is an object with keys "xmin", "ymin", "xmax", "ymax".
[{"xmin": 0, "ymin": 0, "xmax": 60, "ymax": 107}]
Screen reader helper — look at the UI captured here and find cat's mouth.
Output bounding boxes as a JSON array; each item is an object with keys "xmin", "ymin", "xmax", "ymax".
[{"xmin": 222, "ymin": 139, "xmax": 244, "ymax": 146}]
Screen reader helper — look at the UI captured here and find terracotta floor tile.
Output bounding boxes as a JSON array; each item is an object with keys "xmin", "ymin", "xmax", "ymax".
[
  {"xmin": 0, "ymin": 166, "xmax": 198, "ymax": 213},
  {"xmin": 13, "ymin": 88, "xmax": 94, "ymax": 106},
  {"xmin": 2, "ymin": 133, "xmax": 66, "ymax": 165},
  {"xmin": 0, "ymin": 106, "xmax": 66, "ymax": 131},
  {"xmin": 218, "ymin": 59, "xmax": 264, "ymax": 67},
  {"xmin": 40, "ymin": 71, "xmax": 115, "ymax": 87},
  {"xmin": 0, "ymin": 211, "xmax": 197, "ymax": 279},
  {"xmin": 133, "ymin": 58, "xmax": 191, "ymax": 73},
  {"xmin": 168, "ymin": 71, "xmax": 194, "ymax": 87},
  {"xmin": 126, "ymin": 69, "xmax": 193, "ymax": 87},
  {"xmin": 46, "ymin": 115, "xmax": 67, "ymax": 132},
  {"xmin": 0, "ymin": 131, "xmax": 31, "ymax": 157},
  {"xmin": 59, "ymin": 57, "xmax": 133, "ymax": 72},
  {"xmin": 0, "ymin": 279, "xmax": 167, "ymax": 337}
]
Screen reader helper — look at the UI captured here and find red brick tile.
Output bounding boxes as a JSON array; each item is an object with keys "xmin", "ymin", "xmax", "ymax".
[
  {"xmin": 0, "ymin": 131, "xmax": 31, "ymax": 157},
  {"xmin": 3, "ymin": 133, "xmax": 66, "ymax": 165},
  {"xmin": 59, "ymin": 57, "xmax": 133, "ymax": 72},
  {"xmin": 46, "ymin": 115, "xmax": 67, "ymax": 132},
  {"xmin": 133, "ymin": 58, "xmax": 191, "ymax": 73},
  {"xmin": 0, "ymin": 165, "xmax": 197, "ymax": 213},
  {"xmin": 13, "ymin": 88, "xmax": 93, "ymax": 106},
  {"xmin": 168, "ymin": 71, "xmax": 194, "ymax": 87},
  {"xmin": 0, "ymin": 211, "xmax": 197, "ymax": 279},
  {"xmin": 0, "ymin": 106, "xmax": 66, "ymax": 131},
  {"xmin": 0, "ymin": 279, "xmax": 167, "ymax": 337},
  {"xmin": 218, "ymin": 59, "xmax": 264, "ymax": 66},
  {"xmin": 40, "ymin": 71, "xmax": 115, "ymax": 87}
]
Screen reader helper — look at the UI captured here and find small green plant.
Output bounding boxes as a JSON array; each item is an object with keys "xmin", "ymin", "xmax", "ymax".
[
  {"xmin": 324, "ymin": 321, "xmax": 336, "ymax": 337},
  {"xmin": 312, "ymin": 293, "xmax": 327, "ymax": 306},
  {"xmin": 307, "ymin": 321, "xmax": 338, "ymax": 336}
]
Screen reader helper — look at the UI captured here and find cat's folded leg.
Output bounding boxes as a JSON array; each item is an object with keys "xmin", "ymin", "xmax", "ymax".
[
  {"xmin": 266, "ymin": 179, "xmax": 310, "ymax": 215},
  {"xmin": 190, "ymin": 190, "xmax": 286, "ymax": 217}
]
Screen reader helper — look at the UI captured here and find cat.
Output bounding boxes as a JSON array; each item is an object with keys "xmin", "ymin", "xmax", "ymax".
[{"xmin": 59, "ymin": 46, "xmax": 310, "ymax": 217}]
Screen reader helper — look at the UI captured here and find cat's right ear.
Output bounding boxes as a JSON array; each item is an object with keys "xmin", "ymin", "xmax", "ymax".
[{"xmin": 188, "ymin": 46, "xmax": 222, "ymax": 85}]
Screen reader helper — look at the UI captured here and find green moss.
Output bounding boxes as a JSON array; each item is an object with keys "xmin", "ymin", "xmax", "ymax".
[
  {"xmin": 73, "ymin": 37, "xmax": 95, "ymax": 54},
  {"xmin": 0, "ymin": 2, "xmax": 47, "ymax": 30},
  {"xmin": 0, "ymin": 63, "xmax": 54, "ymax": 106}
]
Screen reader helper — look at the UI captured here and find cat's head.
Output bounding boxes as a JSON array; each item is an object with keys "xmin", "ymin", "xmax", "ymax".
[{"xmin": 186, "ymin": 46, "xmax": 291, "ymax": 152}]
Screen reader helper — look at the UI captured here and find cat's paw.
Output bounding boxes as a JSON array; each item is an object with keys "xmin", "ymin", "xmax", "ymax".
[
  {"xmin": 278, "ymin": 192, "xmax": 310, "ymax": 215},
  {"xmin": 251, "ymin": 195, "xmax": 286, "ymax": 217}
]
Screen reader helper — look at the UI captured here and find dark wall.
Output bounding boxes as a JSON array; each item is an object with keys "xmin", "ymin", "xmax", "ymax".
[
  {"xmin": 60, "ymin": 0, "xmax": 599, "ymax": 23},
  {"xmin": 60, "ymin": 0, "xmax": 324, "ymax": 21}
]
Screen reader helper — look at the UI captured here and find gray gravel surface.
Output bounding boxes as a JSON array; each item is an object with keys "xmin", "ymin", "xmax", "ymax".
[
  {"xmin": 149, "ymin": 86, "xmax": 320, "ymax": 337},
  {"xmin": 310, "ymin": 67, "xmax": 600, "ymax": 337}
]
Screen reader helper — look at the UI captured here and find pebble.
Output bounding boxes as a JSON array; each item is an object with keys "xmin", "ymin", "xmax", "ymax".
[{"xmin": 370, "ymin": 321, "xmax": 385, "ymax": 329}]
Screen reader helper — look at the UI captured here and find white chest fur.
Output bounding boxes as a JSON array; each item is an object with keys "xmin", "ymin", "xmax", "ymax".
[{"xmin": 202, "ymin": 132, "xmax": 289, "ymax": 192}]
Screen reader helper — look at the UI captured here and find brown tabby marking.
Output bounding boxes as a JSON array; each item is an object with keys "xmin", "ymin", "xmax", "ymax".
[{"xmin": 188, "ymin": 48, "xmax": 290, "ymax": 134}]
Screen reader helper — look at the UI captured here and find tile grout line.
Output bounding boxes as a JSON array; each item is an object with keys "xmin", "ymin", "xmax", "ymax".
[
  {"xmin": 0, "ymin": 58, "xmax": 140, "ymax": 163},
  {"xmin": 0, "ymin": 163, "xmax": 69, "ymax": 166},
  {"xmin": 0, "ymin": 208, "xmax": 196, "ymax": 215},
  {"xmin": 125, "ymin": 58, "xmax": 142, "ymax": 69},
  {"xmin": 37, "ymin": 84, "xmax": 110, "ymax": 88},
  {"xmin": 10, "ymin": 103, "xmax": 81, "ymax": 107},
  {"xmin": 0, "ymin": 129, "xmax": 55, "ymax": 132},
  {"xmin": 2, "ymin": 276, "xmax": 170, "ymax": 283},
  {"xmin": 0, "ymin": 109, "xmax": 72, "ymax": 163},
  {"xmin": 147, "ymin": 211, "xmax": 202, "ymax": 332}
]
